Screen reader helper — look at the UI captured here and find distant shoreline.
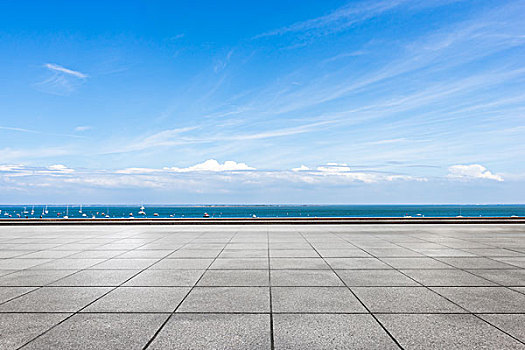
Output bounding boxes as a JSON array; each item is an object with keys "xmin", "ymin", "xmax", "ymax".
[{"xmin": 1, "ymin": 217, "xmax": 524, "ymax": 225}]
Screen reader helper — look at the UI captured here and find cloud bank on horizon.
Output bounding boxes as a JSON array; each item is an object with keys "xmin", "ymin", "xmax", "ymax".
[{"xmin": 0, "ymin": 0, "xmax": 524, "ymax": 203}]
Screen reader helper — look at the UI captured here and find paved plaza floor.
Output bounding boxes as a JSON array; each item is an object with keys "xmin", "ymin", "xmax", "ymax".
[{"xmin": 0, "ymin": 224, "xmax": 524, "ymax": 349}]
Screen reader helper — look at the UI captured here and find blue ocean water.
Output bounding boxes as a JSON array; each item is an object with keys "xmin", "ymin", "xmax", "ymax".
[{"xmin": 0, "ymin": 205, "xmax": 524, "ymax": 219}]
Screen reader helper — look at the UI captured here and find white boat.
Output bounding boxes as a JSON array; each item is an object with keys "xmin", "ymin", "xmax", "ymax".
[
  {"xmin": 203, "ymin": 212, "xmax": 210, "ymax": 218},
  {"xmin": 45, "ymin": 205, "xmax": 48, "ymax": 214},
  {"xmin": 63, "ymin": 205, "xmax": 69, "ymax": 219},
  {"xmin": 82, "ymin": 213, "xmax": 87, "ymax": 217},
  {"xmin": 31, "ymin": 206, "xmax": 34, "ymax": 215},
  {"xmin": 79, "ymin": 204, "xmax": 82, "ymax": 213}
]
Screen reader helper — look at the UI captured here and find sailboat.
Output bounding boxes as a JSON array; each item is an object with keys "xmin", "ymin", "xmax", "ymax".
[
  {"xmin": 31, "ymin": 205, "xmax": 34, "ymax": 215},
  {"xmin": 138, "ymin": 204, "xmax": 146, "ymax": 215},
  {"xmin": 79, "ymin": 204, "xmax": 82, "ymax": 213},
  {"xmin": 63, "ymin": 205, "xmax": 69, "ymax": 219},
  {"xmin": 45, "ymin": 205, "xmax": 48, "ymax": 214}
]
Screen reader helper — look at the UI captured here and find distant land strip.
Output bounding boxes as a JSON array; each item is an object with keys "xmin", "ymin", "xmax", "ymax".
[{"xmin": 0, "ymin": 217, "xmax": 524, "ymax": 225}]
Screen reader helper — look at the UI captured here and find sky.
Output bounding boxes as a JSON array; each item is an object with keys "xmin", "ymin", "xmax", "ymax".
[{"xmin": 0, "ymin": 0, "xmax": 524, "ymax": 204}]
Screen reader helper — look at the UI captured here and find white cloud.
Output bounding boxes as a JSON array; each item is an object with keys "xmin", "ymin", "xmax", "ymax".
[
  {"xmin": 447, "ymin": 164, "xmax": 503, "ymax": 181},
  {"xmin": 165, "ymin": 159, "xmax": 255, "ymax": 172},
  {"xmin": 47, "ymin": 164, "xmax": 72, "ymax": 172},
  {"xmin": 74, "ymin": 126, "xmax": 92, "ymax": 132},
  {"xmin": 257, "ymin": 0, "xmax": 410, "ymax": 38},
  {"xmin": 44, "ymin": 63, "xmax": 88, "ymax": 78},
  {"xmin": 292, "ymin": 165, "xmax": 310, "ymax": 172},
  {"xmin": 115, "ymin": 167, "xmax": 160, "ymax": 174},
  {"xmin": 35, "ymin": 63, "xmax": 88, "ymax": 95},
  {"xmin": 317, "ymin": 163, "xmax": 351, "ymax": 173}
]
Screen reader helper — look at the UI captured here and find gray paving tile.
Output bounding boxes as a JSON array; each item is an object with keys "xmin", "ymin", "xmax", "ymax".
[
  {"xmin": 271, "ymin": 270, "xmax": 343, "ymax": 286},
  {"xmin": 270, "ymin": 258, "xmax": 329, "ymax": 269},
  {"xmin": 51, "ymin": 270, "xmax": 140, "ymax": 286},
  {"xmin": 414, "ymin": 248, "xmax": 475, "ymax": 257},
  {"xmin": 89, "ymin": 258, "xmax": 158, "ymax": 269},
  {"xmin": 338, "ymin": 270, "xmax": 420, "ymax": 286},
  {"xmin": 272, "ymin": 287, "xmax": 366, "ymax": 313},
  {"xmin": 270, "ymin": 250, "xmax": 318, "ymax": 258},
  {"xmin": 169, "ymin": 249, "xmax": 221, "ymax": 258},
  {"xmin": 0, "ymin": 270, "xmax": 16, "ymax": 278},
  {"xmin": 364, "ymin": 247, "xmax": 423, "ymax": 257},
  {"xmin": 31, "ymin": 259, "xmax": 106, "ymax": 270},
  {"xmin": 402, "ymin": 269, "xmax": 497, "ymax": 286},
  {"xmin": 381, "ymin": 257, "xmax": 454, "ymax": 269},
  {"xmin": 436, "ymin": 257, "xmax": 516, "ymax": 269},
  {"xmin": 352, "ymin": 287, "xmax": 464, "ymax": 313},
  {"xmin": 67, "ymin": 250, "xmax": 127, "ymax": 259},
  {"xmin": 83, "ymin": 286, "xmax": 189, "ymax": 312},
  {"xmin": 18, "ymin": 250, "xmax": 80, "ymax": 259},
  {"xmin": 117, "ymin": 250, "xmax": 173, "ymax": 258},
  {"xmin": 0, "ymin": 251, "xmax": 30, "ymax": 259},
  {"xmin": 152, "ymin": 258, "xmax": 213, "ymax": 269},
  {"xmin": 492, "ymin": 257, "xmax": 525, "ymax": 268},
  {"xmin": 315, "ymin": 248, "xmax": 371, "ymax": 257},
  {"xmin": 124, "ymin": 269, "xmax": 204, "ymax": 286},
  {"xmin": 431, "ymin": 287, "xmax": 525, "ymax": 313},
  {"xmin": 211, "ymin": 258, "xmax": 269, "ymax": 270},
  {"xmin": 461, "ymin": 248, "xmax": 524, "ymax": 257},
  {"xmin": 0, "ymin": 259, "xmax": 51, "ymax": 270},
  {"xmin": 377, "ymin": 314, "xmax": 524, "ymax": 349},
  {"xmin": 219, "ymin": 249, "xmax": 268, "ymax": 258},
  {"xmin": 0, "ymin": 287, "xmax": 111, "ymax": 312},
  {"xmin": 0, "ymin": 287, "xmax": 37, "ymax": 304},
  {"xmin": 0, "ymin": 270, "xmax": 75, "ymax": 286},
  {"xmin": 198, "ymin": 270, "xmax": 269, "ymax": 286},
  {"xmin": 477, "ymin": 314, "xmax": 525, "ymax": 342},
  {"xmin": 273, "ymin": 314, "xmax": 398, "ymax": 349},
  {"xmin": 0, "ymin": 313, "xmax": 71, "ymax": 350},
  {"xmin": 325, "ymin": 257, "xmax": 391, "ymax": 269},
  {"xmin": 148, "ymin": 313, "xmax": 271, "ymax": 350},
  {"xmin": 467, "ymin": 269, "xmax": 525, "ymax": 286},
  {"xmin": 21, "ymin": 313, "xmax": 168, "ymax": 350},
  {"xmin": 177, "ymin": 287, "xmax": 270, "ymax": 313}
]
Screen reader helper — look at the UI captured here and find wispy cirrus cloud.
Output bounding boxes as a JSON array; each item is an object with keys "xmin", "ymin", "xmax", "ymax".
[
  {"xmin": 256, "ymin": 0, "xmax": 410, "ymax": 38},
  {"xmin": 34, "ymin": 63, "xmax": 88, "ymax": 95},
  {"xmin": 256, "ymin": 0, "xmax": 465, "ymax": 39},
  {"xmin": 44, "ymin": 63, "xmax": 88, "ymax": 78}
]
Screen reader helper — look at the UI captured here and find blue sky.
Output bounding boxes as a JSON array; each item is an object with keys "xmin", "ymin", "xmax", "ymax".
[{"xmin": 0, "ymin": 0, "xmax": 524, "ymax": 204}]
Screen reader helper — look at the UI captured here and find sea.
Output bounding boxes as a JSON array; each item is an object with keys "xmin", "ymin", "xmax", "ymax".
[{"xmin": 0, "ymin": 205, "xmax": 524, "ymax": 219}]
